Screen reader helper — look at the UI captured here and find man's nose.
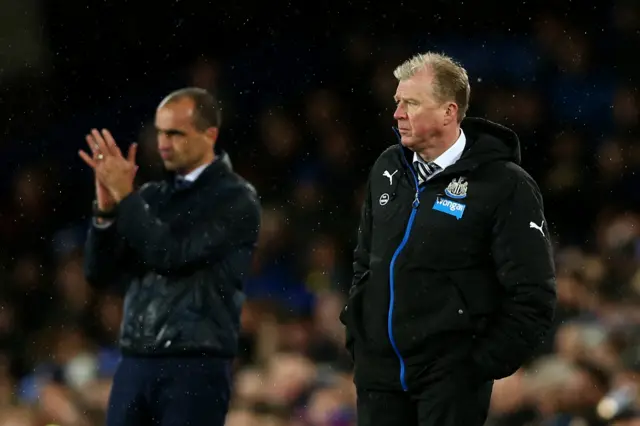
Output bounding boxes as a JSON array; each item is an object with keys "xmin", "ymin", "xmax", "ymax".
[
  {"xmin": 157, "ymin": 134, "xmax": 171, "ymax": 148},
  {"xmin": 393, "ymin": 104, "xmax": 406, "ymax": 120}
]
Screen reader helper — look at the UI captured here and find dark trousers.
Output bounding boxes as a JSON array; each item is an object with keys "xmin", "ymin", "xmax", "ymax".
[
  {"xmin": 106, "ymin": 355, "xmax": 232, "ymax": 426},
  {"xmin": 356, "ymin": 379, "xmax": 492, "ymax": 426},
  {"xmin": 353, "ymin": 331, "xmax": 493, "ymax": 426}
]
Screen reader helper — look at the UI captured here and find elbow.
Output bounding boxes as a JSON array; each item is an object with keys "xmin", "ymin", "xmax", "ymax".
[
  {"xmin": 534, "ymin": 277, "xmax": 557, "ymax": 322},
  {"xmin": 505, "ymin": 278, "xmax": 557, "ymax": 338},
  {"xmin": 515, "ymin": 277, "xmax": 556, "ymax": 312},
  {"xmin": 82, "ymin": 250, "xmax": 122, "ymax": 289},
  {"xmin": 528, "ymin": 292, "xmax": 557, "ymax": 348}
]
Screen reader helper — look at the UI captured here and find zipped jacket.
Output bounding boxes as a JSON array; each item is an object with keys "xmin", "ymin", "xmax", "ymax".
[{"xmin": 340, "ymin": 118, "xmax": 556, "ymax": 391}]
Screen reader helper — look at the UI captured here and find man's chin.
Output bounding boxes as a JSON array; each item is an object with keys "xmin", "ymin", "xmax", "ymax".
[
  {"xmin": 400, "ymin": 136, "xmax": 418, "ymax": 151},
  {"xmin": 162, "ymin": 161, "xmax": 178, "ymax": 171}
]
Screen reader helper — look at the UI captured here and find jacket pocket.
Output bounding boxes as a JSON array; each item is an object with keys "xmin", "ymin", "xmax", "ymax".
[
  {"xmin": 448, "ymin": 269, "xmax": 501, "ymax": 336},
  {"xmin": 447, "ymin": 270, "xmax": 500, "ymax": 314},
  {"xmin": 391, "ymin": 272, "xmax": 476, "ymax": 357}
]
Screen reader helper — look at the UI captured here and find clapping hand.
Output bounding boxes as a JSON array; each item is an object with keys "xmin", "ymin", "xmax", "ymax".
[{"xmin": 79, "ymin": 129, "xmax": 138, "ymax": 203}]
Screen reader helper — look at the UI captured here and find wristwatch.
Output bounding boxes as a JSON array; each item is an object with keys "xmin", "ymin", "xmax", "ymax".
[{"xmin": 92, "ymin": 200, "xmax": 117, "ymax": 219}]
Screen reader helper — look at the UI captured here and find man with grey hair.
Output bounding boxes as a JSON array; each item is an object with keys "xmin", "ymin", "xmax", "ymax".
[{"xmin": 340, "ymin": 52, "xmax": 556, "ymax": 425}]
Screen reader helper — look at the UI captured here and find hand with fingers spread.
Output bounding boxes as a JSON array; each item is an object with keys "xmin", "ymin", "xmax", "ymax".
[
  {"xmin": 79, "ymin": 128, "xmax": 138, "ymax": 204},
  {"xmin": 81, "ymin": 130, "xmax": 116, "ymax": 212}
]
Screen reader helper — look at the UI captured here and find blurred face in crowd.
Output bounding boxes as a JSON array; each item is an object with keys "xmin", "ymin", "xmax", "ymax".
[
  {"xmin": 155, "ymin": 97, "xmax": 217, "ymax": 174},
  {"xmin": 393, "ymin": 68, "xmax": 458, "ymax": 161},
  {"xmin": 613, "ymin": 419, "xmax": 640, "ymax": 426}
]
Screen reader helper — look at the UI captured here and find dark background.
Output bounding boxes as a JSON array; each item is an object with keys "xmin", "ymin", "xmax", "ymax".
[{"xmin": 0, "ymin": 1, "xmax": 638, "ymax": 425}]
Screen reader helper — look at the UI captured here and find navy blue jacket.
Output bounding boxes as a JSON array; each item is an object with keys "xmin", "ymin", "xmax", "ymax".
[{"xmin": 84, "ymin": 153, "xmax": 261, "ymax": 357}]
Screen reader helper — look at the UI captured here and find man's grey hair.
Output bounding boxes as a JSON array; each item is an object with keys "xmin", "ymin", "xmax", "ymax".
[{"xmin": 393, "ymin": 52, "xmax": 471, "ymax": 122}]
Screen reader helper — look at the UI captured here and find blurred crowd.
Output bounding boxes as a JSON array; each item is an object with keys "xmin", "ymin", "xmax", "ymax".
[{"xmin": 0, "ymin": 2, "xmax": 639, "ymax": 425}]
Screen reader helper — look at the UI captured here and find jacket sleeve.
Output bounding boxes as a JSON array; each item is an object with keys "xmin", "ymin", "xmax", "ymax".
[
  {"xmin": 471, "ymin": 168, "xmax": 556, "ymax": 380},
  {"xmin": 114, "ymin": 188, "xmax": 261, "ymax": 275},
  {"xmin": 339, "ymin": 177, "xmax": 373, "ymax": 356},
  {"xmin": 83, "ymin": 221, "xmax": 129, "ymax": 288},
  {"xmin": 352, "ymin": 178, "xmax": 373, "ymax": 291},
  {"xmin": 339, "ymin": 178, "xmax": 373, "ymax": 331}
]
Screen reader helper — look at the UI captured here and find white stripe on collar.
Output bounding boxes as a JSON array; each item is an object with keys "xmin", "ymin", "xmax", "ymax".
[{"xmin": 180, "ymin": 162, "xmax": 210, "ymax": 182}]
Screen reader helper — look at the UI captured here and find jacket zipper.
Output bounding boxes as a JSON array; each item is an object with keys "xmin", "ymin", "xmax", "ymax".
[{"xmin": 387, "ymin": 145, "xmax": 423, "ymax": 392}]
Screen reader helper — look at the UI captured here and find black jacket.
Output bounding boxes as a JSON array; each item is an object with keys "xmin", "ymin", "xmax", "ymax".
[
  {"xmin": 341, "ymin": 118, "xmax": 556, "ymax": 391},
  {"xmin": 84, "ymin": 153, "xmax": 261, "ymax": 357}
]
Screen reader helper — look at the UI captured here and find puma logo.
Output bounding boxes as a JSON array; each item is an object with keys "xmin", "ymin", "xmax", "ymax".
[
  {"xmin": 529, "ymin": 220, "xmax": 544, "ymax": 236},
  {"xmin": 383, "ymin": 170, "xmax": 397, "ymax": 185}
]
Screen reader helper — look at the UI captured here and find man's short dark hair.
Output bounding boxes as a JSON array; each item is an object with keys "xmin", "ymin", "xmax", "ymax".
[{"xmin": 162, "ymin": 87, "xmax": 222, "ymax": 131}]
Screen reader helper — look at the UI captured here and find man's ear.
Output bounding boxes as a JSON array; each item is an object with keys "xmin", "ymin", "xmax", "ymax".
[
  {"xmin": 444, "ymin": 103, "xmax": 459, "ymax": 125},
  {"xmin": 205, "ymin": 127, "xmax": 219, "ymax": 146}
]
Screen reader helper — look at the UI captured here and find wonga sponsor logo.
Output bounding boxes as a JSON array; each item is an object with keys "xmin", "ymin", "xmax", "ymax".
[{"xmin": 432, "ymin": 197, "xmax": 466, "ymax": 220}]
